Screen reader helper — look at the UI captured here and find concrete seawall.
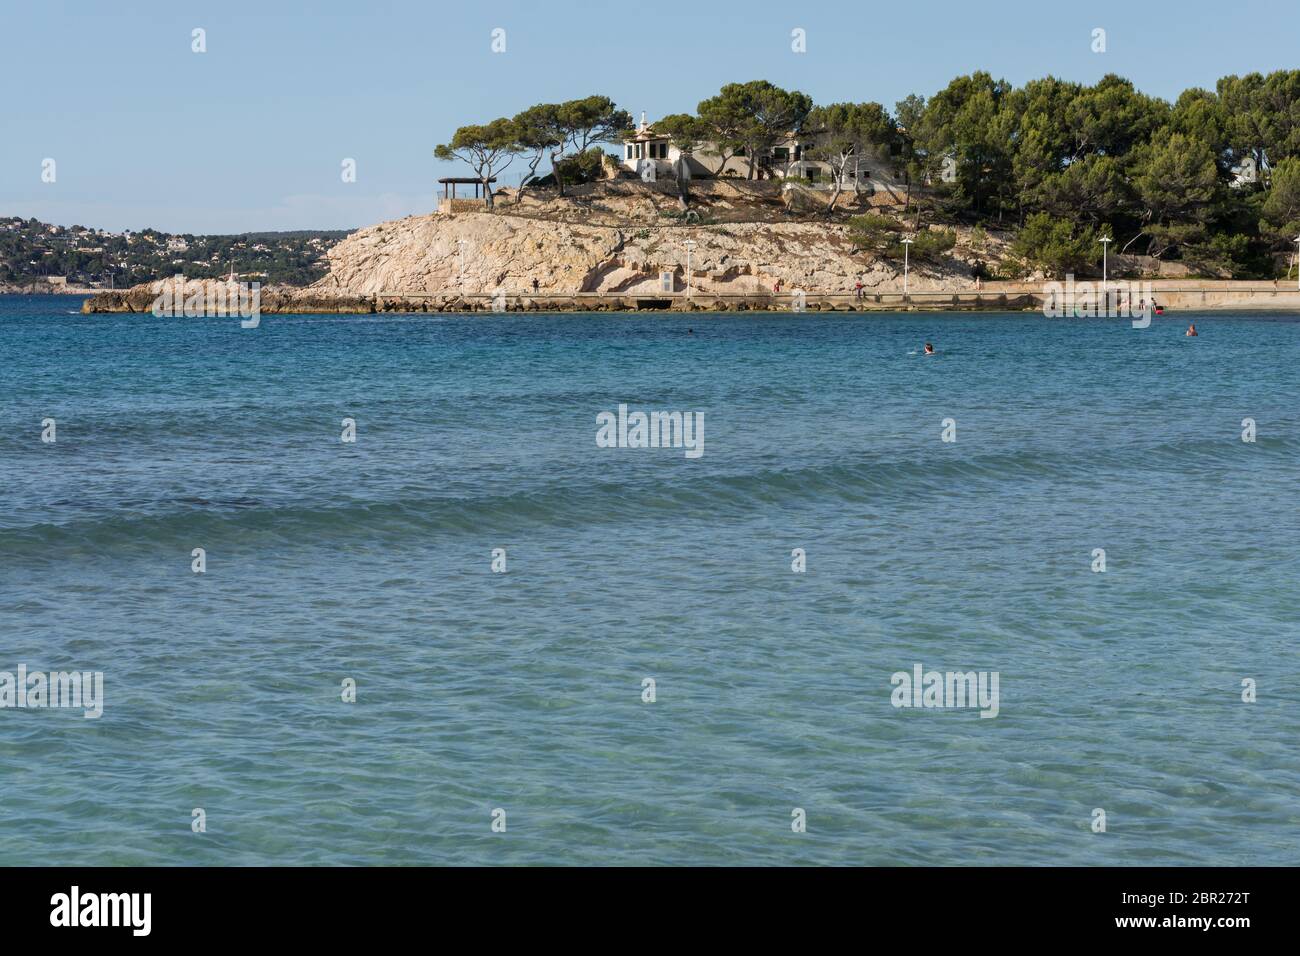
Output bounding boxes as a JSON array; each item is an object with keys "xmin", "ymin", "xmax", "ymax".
[
  {"xmin": 81, "ymin": 281, "xmax": 1300, "ymax": 314},
  {"xmin": 979, "ymin": 280, "xmax": 1300, "ymax": 313},
  {"xmin": 365, "ymin": 291, "xmax": 1045, "ymax": 312}
]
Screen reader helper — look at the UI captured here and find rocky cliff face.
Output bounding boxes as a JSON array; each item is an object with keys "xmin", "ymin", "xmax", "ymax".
[{"xmin": 308, "ymin": 210, "xmax": 975, "ymax": 299}]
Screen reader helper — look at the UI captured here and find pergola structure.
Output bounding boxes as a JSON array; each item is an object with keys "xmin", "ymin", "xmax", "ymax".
[{"xmin": 437, "ymin": 177, "xmax": 496, "ymax": 199}]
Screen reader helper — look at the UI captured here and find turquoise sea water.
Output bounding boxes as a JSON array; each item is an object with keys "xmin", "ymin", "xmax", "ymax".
[{"xmin": 1, "ymin": 294, "xmax": 1297, "ymax": 866}]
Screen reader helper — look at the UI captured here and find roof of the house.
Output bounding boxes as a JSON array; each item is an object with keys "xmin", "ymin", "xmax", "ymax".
[{"xmin": 625, "ymin": 126, "xmax": 670, "ymax": 142}]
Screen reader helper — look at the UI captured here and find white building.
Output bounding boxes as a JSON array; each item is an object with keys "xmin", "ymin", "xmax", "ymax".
[
  {"xmin": 166, "ymin": 237, "xmax": 189, "ymax": 252},
  {"xmin": 620, "ymin": 113, "xmax": 905, "ymax": 194},
  {"xmin": 621, "ymin": 114, "xmax": 678, "ymax": 181}
]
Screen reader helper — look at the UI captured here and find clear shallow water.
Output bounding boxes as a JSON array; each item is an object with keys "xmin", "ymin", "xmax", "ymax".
[{"xmin": 1, "ymin": 294, "xmax": 1296, "ymax": 866}]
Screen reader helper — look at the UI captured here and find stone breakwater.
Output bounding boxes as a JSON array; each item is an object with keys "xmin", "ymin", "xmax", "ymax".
[
  {"xmin": 80, "ymin": 280, "xmax": 1040, "ymax": 314},
  {"xmin": 82, "ymin": 281, "xmax": 373, "ymax": 315},
  {"xmin": 80, "ymin": 287, "xmax": 1040, "ymax": 314},
  {"xmin": 81, "ymin": 281, "xmax": 1300, "ymax": 315}
]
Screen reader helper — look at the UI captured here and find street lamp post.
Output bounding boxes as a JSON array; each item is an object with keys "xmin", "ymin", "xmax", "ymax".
[
  {"xmin": 1099, "ymin": 235, "xmax": 1112, "ymax": 314},
  {"xmin": 684, "ymin": 239, "xmax": 696, "ymax": 300},
  {"xmin": 1294, "ymin": 235, "xmax": 1300, "ymax": 291},
  {"xmin": 901, "ymin": 238, "xmax": 913, "ymax": 301}
]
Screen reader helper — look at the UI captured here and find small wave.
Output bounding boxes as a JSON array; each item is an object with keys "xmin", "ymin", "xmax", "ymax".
[{"xmin": 2, "ymin": 433, "xmax": 1292, "ymax": 560}]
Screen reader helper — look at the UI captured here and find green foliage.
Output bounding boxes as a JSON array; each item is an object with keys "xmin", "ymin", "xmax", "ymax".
[
  {"xmin": 894, "ymin": 95, "xmax": 925, "ymax": 137},
  {"xmin": 910, "ymin": 229, "xmax": 957, "ymax": 260},
  {"xmin": 1133, "ymin": 133, "xmax": 1219, "ymax": 225},
  {"xmin": 915, "ymin": 71, "xmax": 1018, "ymax": 217},
  {"xmin": 437, "ymin": 96, "xmax": 632, "ymax": 200},
  {"xmin": 1170, "ymin": 88, "xmax": 1232, "ymax": 178},
  {"xmin": 652, "ymin": 113, "xmax": 710, "ymax": 153},
  {"xmin": 1260, "ymin": 157, "xmax": 1300, "ymax": 240},
  {"xmin": 801, "ymin": 102, "xmax": 896, "ymax": 209},
  {"xmin": 697, "ymin": 80, "xmax": 813, "ymax": 179},
  {"xmin": 893, "ymin": 94, "xmax": 928, "ymax": 187},
  {"xmin": 511, "ymin": 104, "xmax": 565, "ymax": 188},
  {"xmin": 555, "ymin": 96, "xmax": 634, "ymax": 152},
  {"xmin": 847, "ymin": 214, "xmax": 903, "ymax": 254},
  {"xmin": 1218, "ymin": 71, "xmax": 1300, "ymax": 172},
  {"xmin": 805, "ymin": 103, "xmax": 893, "ymax": 168},
  {"xmin": 906, "ymin": 69, "xmax": 1300, "ymax": 268},
  {"xmin": 552, "ymin": 148, "xmax": 607, "ymax": 186},
  {"xmin": 1181, "ymin": 233, "xmax": 1256, "ymax": 277},
  {"xmin": 1010, "ymin": 212, "xmax": 1098, "ymax": 278},
  {"xmin": 847, "ymin": 216, "xmax": 955, "ymax": 261},
  {"xmin": 504, "ymin": 95, "xmax": 631, "ymax": 195},
  {"xmin": 434, "ymin": 117, "xmax": 520, "ymax": 207},
  {"xmin": 512, "ymin": 104, "xmax": 564, "ymax": 152},
  {"xmin": 1031, "ymin": 155, "xmax": 1128, "ymax": 223}
]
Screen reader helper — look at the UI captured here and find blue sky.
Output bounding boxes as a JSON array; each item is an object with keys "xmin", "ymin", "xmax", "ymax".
[{"xmin": 2, "ymin": 0, "xmax": 1297, "ymax": 234}]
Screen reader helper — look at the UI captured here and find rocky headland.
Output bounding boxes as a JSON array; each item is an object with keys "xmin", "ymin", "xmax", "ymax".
[
  {"xmin": 79, "ymin": 181, "xmax": 1300, "ymax": 315},
  {"xmin": 83, "ymin": 182, "xmax": 996, "ymax": 314}
]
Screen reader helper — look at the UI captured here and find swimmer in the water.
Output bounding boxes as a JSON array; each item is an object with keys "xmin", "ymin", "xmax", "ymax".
[
  {"xmin": 1186, "ymin": 323, "xmax": 1197, "ymax": 336},
  {"xmin": 924, "ymin": 342, "xmax": 935, "ymax": 355},
  {"xmin": 687, "ymin": 328, "xmax": 694, "ymax": 335}
]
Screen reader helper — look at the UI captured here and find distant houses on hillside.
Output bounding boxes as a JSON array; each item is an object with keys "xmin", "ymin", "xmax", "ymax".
[{"xmin": 0, "ymin": 216, "xmax": 346, "ymax": 288}]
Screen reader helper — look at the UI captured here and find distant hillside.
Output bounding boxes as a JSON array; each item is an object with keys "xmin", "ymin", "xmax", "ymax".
[{"xmin": 0, "ymin": 217, "xmax": 354, "ymax": 289}]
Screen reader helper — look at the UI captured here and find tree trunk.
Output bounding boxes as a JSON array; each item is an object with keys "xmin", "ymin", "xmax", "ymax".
[
  {"xmin": 516, "ymin": 152, "xmax": 545, "ymax": 204},
  {"xmin": 849, "ymin": 155, "xmax": 866, "ymax": 205},
  {"xmin": 822, "ymin": 155, "xmax": 850, "ymax": 213},
  {"xmin": 713, "ymin": 149, "xmax": 739, "ymax": 179},
  {"xmin": 1122, "ymin": 212, "xmax": 1151, "ymax": 255},
  {"xmin": 825, "ymin": 182, "xmax": 842, "ymax": 214},
  {"xmin": 551, "ymin": 149, "xmax": 566, "ymax": 197}
]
